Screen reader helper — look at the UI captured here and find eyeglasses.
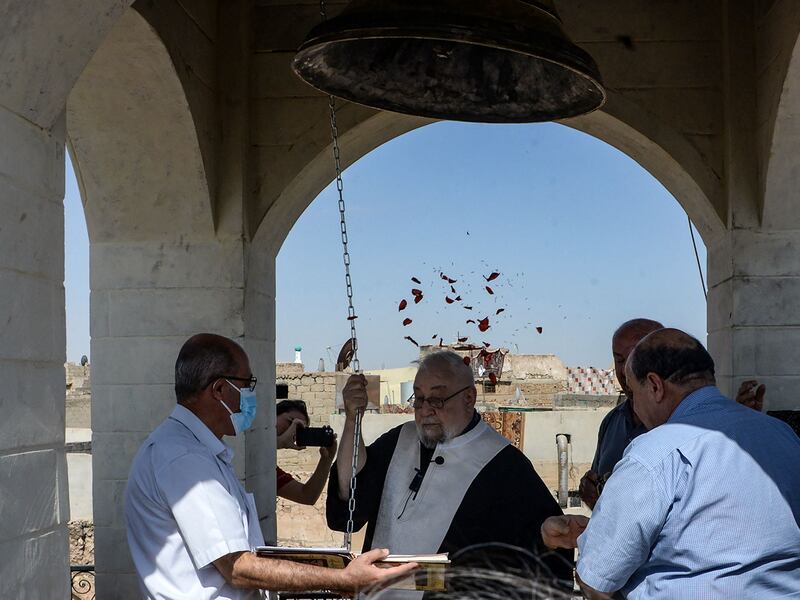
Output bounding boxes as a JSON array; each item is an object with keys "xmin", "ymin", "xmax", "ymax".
[
  {"xmin": 406, "ymin": 385, "xmax": 471, "ymax": 409},
  {"xmin": 210, "ymin": 374, "xmax": 258, "ymax": 392}
]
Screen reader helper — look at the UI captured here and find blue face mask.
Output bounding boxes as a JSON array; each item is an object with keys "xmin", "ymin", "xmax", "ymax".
[{"xmin": 220, "ymin": 380, "xmax": 258, "ymax": 435}]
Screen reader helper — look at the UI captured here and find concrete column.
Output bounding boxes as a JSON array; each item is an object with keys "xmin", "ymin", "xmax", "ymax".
[
  {"xmin": 708, "ymin": 230, "xmax": 800, "ymax": 411},
  {"xmin": 0, "ymin": 108, "xmax": 69, "ymax": 596},
  {"xmin": 90, "ymin": 238, "xmax": 248, "ymax": 596}
]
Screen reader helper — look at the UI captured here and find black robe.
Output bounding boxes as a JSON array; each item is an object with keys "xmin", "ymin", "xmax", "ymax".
[{"xmin": 326, "ymin": 416, "xmax": 574, "ymax": 586}]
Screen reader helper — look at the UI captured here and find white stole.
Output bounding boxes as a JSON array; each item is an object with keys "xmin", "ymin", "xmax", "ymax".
[{"xmin": 371, "ymin": 418, "xmax": 510, "ymax": 554}]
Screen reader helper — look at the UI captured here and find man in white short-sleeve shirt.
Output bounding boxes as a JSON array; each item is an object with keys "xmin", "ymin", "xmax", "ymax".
[{"xmin": 125, "ymin": 333, "xmax": 415, "ymax": 600}]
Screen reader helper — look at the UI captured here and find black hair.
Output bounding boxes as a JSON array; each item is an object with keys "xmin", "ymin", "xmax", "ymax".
[
  {"xmin": 276, "ymin": 399, "xmax": 309, "ymax": 422},
  {"xmin": 174, "ymin": 335, "xmax": 239, "ymax": 403},
  {"xmin": 630, "ymin": 337, "xmax": 715, "ymax": 385}
]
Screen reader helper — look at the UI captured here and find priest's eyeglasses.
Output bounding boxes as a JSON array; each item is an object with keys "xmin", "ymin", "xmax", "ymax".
[{"xmin": 407, "ymin": 385, "xmax": 471, "ymax": 409}]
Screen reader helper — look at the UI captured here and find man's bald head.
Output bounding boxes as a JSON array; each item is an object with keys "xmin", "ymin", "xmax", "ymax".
[
  {"xmin": 175, "ymin": 334, "xmax": 247, "ymax": 403},
  {"xmin": 624, "ymin": 328, "xmax": 715, "ymax": 429},
  {"xmin": 628, "ymin": 328, "xmax": 715, "ymax": 387},
  {"xmin": 612, "ymin": 318, "xmax": 664, "ymax": 395},
  {"xmin": 417, "ymin": 350, "xmax": 475, "ymax": 386}
]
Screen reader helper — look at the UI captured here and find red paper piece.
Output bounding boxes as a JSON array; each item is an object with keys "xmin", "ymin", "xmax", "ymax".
[
  {"xmin": 464, "ymin": 306, "xmax": 473, "ymax": 310},
  {"xmin": 489, "ymin": 372, "xmax": 498, "ymax": 385},
  {"xmin": 347, "ymin": 315, "xmax": 358, "ymax": 320},
  {"xmin": 399, "ymin": 299, "xmax": 408, "ymax": 311},
  {"xmin": 536, "ymin": 326, "xmax": 543, "ymax": 334},
  {"xmin": 402, "ymin": 318, "xmax": 413, "ymax": 326},
  {"xmin": 463, "ymin": 356, "xmax": 471, "ymax": 366},
  {"xmin": 466, "ymin": 319, "xmax": 475, "ymax": 324},
  {"xmin": 478, "ymin": 317, "xmax": 490, "ymax": 332},
  {"xmin": 496, "ymin": 308, "xmax": 505, "ymax": 315},
  {"xmin": 448, "ymin": 278, "xmax": 457, "ymax": 284},
  {"xmin": 411, "ymin": 288, "xmax": 423, "ymax": 297},
  {"xmin": 405, "ymin": 335, "xmax": 419, "ymax": 347},
  {"xmin": 414, "ymin": 294, "xmax": 424, "ymax": 304},
  {"xmin": 483, "ymin": 341, "xmax": 491, "ymax": 347},
  {"xmin": 485, "ymin": 286, "xmax": 494, "ymax": 295},
  {"xmin": 450, "ymin": 285, "xmax": 457, "ymax": 294},
  {"xmin": 458, "ymin": 336, "xmax": 468, "ymax": 343},
  {"xmin": 484, "ymin": 272, "xmax": 500, "ymax": 282},
  {"xmin": 432, "ymin": 334, "xmax": 438, "ymax": 339},
  {"xmin": 455, "ymin": 296, "xmax": 462, "ymax": 301},
  {"xmin": 411, "ymin": 277, "xmax": 421, "ymax": 284},
  {"xmin": 445, "ymin": 296, "xmax": 455, "ymax": 304}
]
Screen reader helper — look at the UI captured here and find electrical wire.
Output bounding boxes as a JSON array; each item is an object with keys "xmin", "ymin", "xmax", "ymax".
[{"xmin": 688, "ymin": 216, "xmax": 707, "ymax": 300}]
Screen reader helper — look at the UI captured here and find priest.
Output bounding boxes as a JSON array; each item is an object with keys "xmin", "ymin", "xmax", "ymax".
[{"xmin": 326, "ymin": 351, "xmax": 573, "ymax": 587}]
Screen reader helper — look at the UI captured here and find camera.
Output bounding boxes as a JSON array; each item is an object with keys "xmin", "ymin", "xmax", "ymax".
[{"xmin": 295, "ymin": 425, "xmax": 335, "ymax": 448}]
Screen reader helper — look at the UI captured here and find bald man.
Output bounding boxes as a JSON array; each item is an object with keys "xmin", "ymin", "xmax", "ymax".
[
  {"xmin": 125, "ymin": 334, "xmax": 413, "ymax": 600},
  {"xmin": 328, "ymin": 350, "xmax": 573, "ymax": 591},
  {"xmin": 542, "ymin": 329, "xmax": 800, "ymax": 599},
  {"xmin": 579, "ymin": 318, "xmax": 663, "ymax": 508}
]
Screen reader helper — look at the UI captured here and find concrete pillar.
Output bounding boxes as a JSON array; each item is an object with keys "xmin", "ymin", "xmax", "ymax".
[
  {"xmin": 89, "ymin": 237, "xmax": 278, "ymax": 596},
  {"xmin": 708, "ymin": 229, "xmax": 800, "ymax": 412},
  {"xmin": 0, "ymin": 108, "xmax": 69, "ymax": 596}
]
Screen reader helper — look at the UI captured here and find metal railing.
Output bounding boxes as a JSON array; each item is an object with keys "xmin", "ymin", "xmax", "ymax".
[{"xmin": 70, "ymin": 565, "xmax": 95, "ymax": 600}]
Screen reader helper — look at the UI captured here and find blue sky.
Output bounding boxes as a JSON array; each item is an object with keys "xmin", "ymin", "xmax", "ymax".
[{"xmin": 65, "ymin": 121, "xmax": 707, "ymax": 370}]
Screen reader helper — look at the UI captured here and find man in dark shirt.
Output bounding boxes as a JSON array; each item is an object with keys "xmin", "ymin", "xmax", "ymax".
[
  {"xmin": 327, "ymin": 350, "xmax": 573, "ymax": 587},
  {"xmin": 579, "ymin": 318, "xmax": 662, "ymax": 509}
]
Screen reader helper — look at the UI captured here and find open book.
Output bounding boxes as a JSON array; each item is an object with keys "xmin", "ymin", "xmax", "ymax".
[{"xmin": 254, "ymin": 546, "xmax": 449, "ymax": 590}]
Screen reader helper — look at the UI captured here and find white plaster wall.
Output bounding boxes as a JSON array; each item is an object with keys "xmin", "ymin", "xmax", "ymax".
[
  {"xmin": 522, "ymin": 410, "xmax": 612, "ymax": 465},
  {"xmin": 0, "ymin": 106, "xmax": 70, "ymax": 598}
]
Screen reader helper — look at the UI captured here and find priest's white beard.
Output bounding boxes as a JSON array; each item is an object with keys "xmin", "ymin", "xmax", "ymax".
[{"xmin": 416, "ymin": 419, "xmax": 459, "ymax": 449}]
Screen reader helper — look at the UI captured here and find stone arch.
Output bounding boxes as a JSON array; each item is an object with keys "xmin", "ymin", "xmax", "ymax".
[
  {"xmin": 66, "ymin": 8, "xmax": 214, "ymax": 243},
  {"xmin": 762, "ymin": 27, "xmax": 800, "ymax": 229},
  {"xmin": 254, "ymin": 91, "xmax": 724, "ymax": 255}
]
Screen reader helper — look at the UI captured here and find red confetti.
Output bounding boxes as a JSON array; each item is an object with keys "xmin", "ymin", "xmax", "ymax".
[
  {"xmin": 411, "ymin": 288, "xmax": 423, "ymax": 297},
  {"xmin": 405, "ymin": 335, "xmax": 419, "ymax": 347},
  {"xmin": 483, "ymin": 341, "xmax": 491, "ymax": 347},
  {"xmin": 455, "ymin": 296, "xmax": 462, "ymax": 301},
  {"xmin": 464, "ymin": 305, "xmax": 473, "ymax": 310},
  {"xmin": 536, "ymin": 326, "xmax": 543, "ymax": 334},
  {"xmin": 448, "ymin": 278, "xmax": 457, "ymax": 284},
  {"xmin": 478, "ymin": 317, "xmax": 490, "ymax": 332},
  {"xmin": 399, "ymin": 299, "xmax": 408, "ymax": 311},
  {"xmin": 431, "ymin": 334, "xmax": 438, "ymax": 339},
  {"xmin": 458, "ymin": 336, "xmax": 468, "ymax": 343},
  {"xmin": 466, "ymin": 319, "xmax": 476, "ymax": 324},
  {"xmin": 440, "ymin": 273, "xmax": 449, "ymax": 281},
  {"xmin": 347, "ymin": 315, "xmax": 358, "ymax": 320},
  {"xmin": 489, "ymin": 372, "xmax": 498, "ymax": 385},
  {"xmin": 463, "ymin": 356, "xmax": 471, "ymax": 366},
  {"xmin": 484, "ymin": 272, "xmax": 500, "ymax": 282},
  {"xmin": 450, "ymin": 285, "xmax": 457, "ymax": 294},
  {"xmin": 411, "ymin": 277, "xmax": 421, "ymax": 284},
  {"xmin": 402, "ymin": 318, "xmax": 413, "ymax": 326},
  {"xmin": 485, "ymin": 286, "xmax": 494, "ymax": 295},
  {"xmin": 496, "ymin": 308, "xmax": 505, "ymax": 315},
  {"xmin": 445, "ymin": 296, "xmax": 455, "ymax": 304},
  {"xmin": 414, "ymin": 294, "xmax": 424, "ymax": 304}
]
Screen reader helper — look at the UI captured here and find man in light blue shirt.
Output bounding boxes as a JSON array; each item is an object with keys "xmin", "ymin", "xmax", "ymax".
[{"xmin": 542, "ymin": 328, "xmax": 800, "ymax": 598}]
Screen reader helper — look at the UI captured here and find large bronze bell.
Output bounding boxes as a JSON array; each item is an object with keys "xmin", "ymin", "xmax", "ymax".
[{"xmin": 292, "ymin": 0, "xmax": 605, "ymax": 123}]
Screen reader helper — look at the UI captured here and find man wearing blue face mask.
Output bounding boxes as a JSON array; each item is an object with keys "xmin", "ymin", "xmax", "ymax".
[{"xmin": 125, "ymin": 333, "xmax": 415, "ymax": 600}]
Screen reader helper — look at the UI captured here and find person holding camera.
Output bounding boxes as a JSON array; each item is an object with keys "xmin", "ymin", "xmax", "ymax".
[
  {"xmin": 125, "ymin": 334, "xmax": 413, "ymax": 599},
  {"xmin": 275, "ymin": 399, "xmax": 338, "ymax": 505}
]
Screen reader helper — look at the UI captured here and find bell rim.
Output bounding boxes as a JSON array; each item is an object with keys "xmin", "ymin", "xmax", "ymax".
[{"xmin": 292, "ymin": 27, "xmax": 606, "ymax": 123}]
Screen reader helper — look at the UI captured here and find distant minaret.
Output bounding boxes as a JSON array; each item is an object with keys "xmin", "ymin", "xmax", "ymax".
[{"xmin": 294, "ymin": 345, "xmax": 303, "ymax": 364}]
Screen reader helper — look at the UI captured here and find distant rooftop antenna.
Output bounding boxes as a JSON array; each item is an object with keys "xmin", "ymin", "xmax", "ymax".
[{"xmin": 294, "ymin": 346, "xmax": 303, "ymax": 364}]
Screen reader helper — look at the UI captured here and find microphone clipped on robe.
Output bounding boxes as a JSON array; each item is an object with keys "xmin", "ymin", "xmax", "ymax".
[{"xmin": 398, "ymin": 455, "xmax": 446, "ymax": 519}]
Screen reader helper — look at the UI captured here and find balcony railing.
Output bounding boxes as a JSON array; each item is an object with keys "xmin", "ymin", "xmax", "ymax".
[{"xmin": 70, "ymin": 565, "xmax": 95, "ymax": 600}]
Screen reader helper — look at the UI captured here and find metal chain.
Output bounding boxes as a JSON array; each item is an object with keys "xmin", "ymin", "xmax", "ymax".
[{"xmin": 319, "ymin": 0, "xmax": 362, "ymax": 551}]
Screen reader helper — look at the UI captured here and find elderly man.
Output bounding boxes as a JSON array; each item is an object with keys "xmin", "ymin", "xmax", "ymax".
[
  {"xmin": 579, "ymin": 318, "xmax": 662, "ymax": 508},
  {"xmin": 125, "ymin": 333, "xmax": 413, "ymax": 600},
  {"xmin": 327, "ymin": 350, "xmax": 572, "ymax": 586},
  {"xmin": 542, "ymin": 329, "xmax": 800, "ymax": 599}
]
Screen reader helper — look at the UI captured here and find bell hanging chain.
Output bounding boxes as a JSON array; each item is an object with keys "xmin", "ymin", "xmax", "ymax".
[{"xmin": 320, "ymin": 0, "xmax": 362, "ymax": 552}]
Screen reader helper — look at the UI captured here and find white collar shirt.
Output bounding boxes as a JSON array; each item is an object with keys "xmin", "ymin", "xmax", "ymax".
[{"xmin": 125, "ymin": 405, "xmax": 265, "ymax": 600}]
